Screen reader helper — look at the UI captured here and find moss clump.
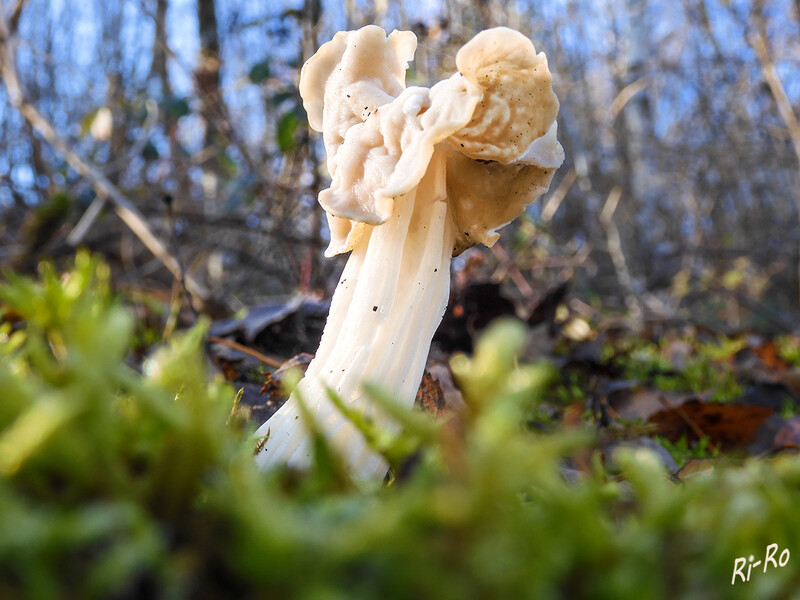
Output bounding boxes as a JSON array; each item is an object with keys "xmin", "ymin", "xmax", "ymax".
[{"xmin": 0, "ymin": 253, "xmax": 799, "ymax": 599}]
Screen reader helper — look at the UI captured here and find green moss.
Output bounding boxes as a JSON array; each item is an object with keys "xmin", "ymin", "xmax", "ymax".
[
  {"xmin": 775, "ymin": 335, "xmax": 800, "ymax": 368},
  {"xmin": 654, "ymin": 435, "xmax": 721, "ymax": 469},
  {"xmin": 0, "ymin": 254, "xmax": 799, "ymax": 599},
  {"xmin": 607, "ymin": 336, "xmax": 744, "ymax": 402}
]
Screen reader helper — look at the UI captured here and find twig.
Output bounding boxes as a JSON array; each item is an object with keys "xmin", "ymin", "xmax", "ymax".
[
  {"xmin": 163, "ymin": 193, "xmax": 198, "ymax": 320},
  {"xmin": 4, "ymin": 0, "xmax": 27, "ymax": 33},
  {"xmin": 489, "ymin": 242, "xmax": 535, "ymax": 301},
  {"xmin": 600, "ymin": 187, "xmax": 643, "ymax": 324},
  {"xmin": 541, "ymin": 168, "xmax": 576, "ymax": 224},
  {"xmin": 609, "ymin": 77, "xmax": 650, "ymax": 122},
  {"xmin": 750, "ymin": 34, "xmax": 800, "ymax": 170},
  {"xmin": 0, "ymin": 13, "xmax": 211, "ymax": 305},
  {"xmin": 656, "ymin": 394, "xmax": 707, "ymax": 442},
  {"xmin": 207, "ymin": 336, "xmax": 283, "ymax": 369},
  {"xmin": 750, "ymin": 32, "xmax": 800, "ymax": 302},
  {"xmin": 67, "ymin": 100, "xmax": 160, "ymax": 246}
]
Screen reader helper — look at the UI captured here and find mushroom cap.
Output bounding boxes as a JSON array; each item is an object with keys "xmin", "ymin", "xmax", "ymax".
[
  {"xmin": 300, "ymin": 26, "xmax": 564, "ymax": 257},
  {"xmin": 300, "ymin": 26, "xmax": 481, "ymax": 256},
  {"xmin": 445, "ymin": 28, "xmax": 563, "ymax": 254},
  {"xmin": 445, "ymin": 140, "xmax": 560, "ymax": 255},
  {"xmin": 299, "ymin": 25, "xmax": 415, "ymax": 136},
  {"xmin": 299, "ymin": 26, "xmax": 419, "ymax": 256},
  {"xmin": 449, "ymin": 27, "xmax": 560, "ymax": 165}
]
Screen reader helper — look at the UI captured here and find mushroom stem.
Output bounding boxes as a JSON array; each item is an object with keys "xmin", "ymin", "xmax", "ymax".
[
  {"xmin": 254, "ymin": 25, "xmax": 564, "ymax": 482},
  {"xmin": 254, "ymin": 152, "xmax": 454, "ymax": 481}
]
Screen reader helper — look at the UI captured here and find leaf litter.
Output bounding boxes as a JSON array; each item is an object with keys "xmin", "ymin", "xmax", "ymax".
[{"xmin": 207, "ymin": 280, "xmax": 800, "ymax": 483}]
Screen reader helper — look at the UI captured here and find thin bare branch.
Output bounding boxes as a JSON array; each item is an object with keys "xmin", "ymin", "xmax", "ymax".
[
  {"xmin": 0, "ymin": 14, "xmax": 211, "ymax": 304},
  {"xmin": 609, "ymin": 77, "xmax": 650, "ymax": 122},
  {"xmin": 4, "ymin": 0, "xmax": 27, "ymax": 33},
  {"xmin": 541, "ymin": 168, "xmax": 576, "ymax": 224},
  {"xmin": 489, "ymin": 242, "xmax": 535, "ymax": 301},
  {"xmin": 750, "ymin": 31, "xmax": 800, "ymax": 302},
  {"xmin": 67, "ymin": 99, "xmax": 160, "ymax": 246},
  {"xmin": 750, "ymin": 33, "xmax": 800, "ymax": 173},
  {"xmin": 600, "ymin": 187, "xmax": 643, "ymax": 324},
  {"xmin": 207, "ymin": 335, "xmax": 283, "ymax": 368}
]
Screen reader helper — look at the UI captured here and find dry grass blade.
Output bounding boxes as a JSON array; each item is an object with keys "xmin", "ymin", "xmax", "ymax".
[{"xmin": 207, "ymin": 335, "xmax": 283, "ymax": 368}]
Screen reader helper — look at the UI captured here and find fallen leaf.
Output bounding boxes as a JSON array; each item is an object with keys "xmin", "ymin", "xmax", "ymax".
[
  {"xmin": 773, "ymin": 416, "xmax": 800, "ymax": 452},
  {"xmin": 562, "ymin": 402, "xmax": 585, "ymax": 428},
  {"xmin": 414, "ymin": 371, "xmax": 445, "ymax": 416},
  {"xmin": 674, "ymin": 458, "xmax": 717, "ymax": 481},
  {"xmin": 751, "ymin": 340, "xmax": 788, "ymax": 371},
  {"xmin": 749, "ymin": 414, "xmax": 788, "ymax": 455},
  {"xmin": 209, "ymin": 294, "xmax": 328, "ymax": 358},
  {"xmin": 427, "ymin": 363, "xmax": 466, "ymax": 414},
  {"xmin": 604, "ymin": 382, "xmax": 699, "ymax": 422},
  {"xmin": 738, "ymin": 381, "xmax": 796, "ymax": 411},
  {"xmin": 648, "ymin": 400, "xmax": 773, "ymax": 448},
  {"xmin": 776, "ymin": 367, "xmax": 800, "ymax": 397},
  {"xmin": 256, "ymin": 353, "xmax": 314, "ymax": 413},
  {"xmin": 216, "ymin": 358, "xmax": 240, "ymax": 381}
]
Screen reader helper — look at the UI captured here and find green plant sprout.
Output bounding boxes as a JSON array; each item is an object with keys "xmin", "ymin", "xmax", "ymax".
[{"xmin": 1, "ymin": 255, "xmax": 800, "ymax": 598}]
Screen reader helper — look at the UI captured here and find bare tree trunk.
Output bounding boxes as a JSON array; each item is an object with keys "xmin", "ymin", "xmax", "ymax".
[
  {"xmin": 609, "ymin": 0, "xmax": 655, "ymax": 302},
  {"xmin": 622, "ymin": 0, "xmax": 654, "ymax": 205},
  {"xmin": 151, "ymin": 0, "xmax": 171, "ymax": 97},
  {"xmin": 301, "ymin": 0, "xmax": 325, "ymax": 292},
  {"xmin": 196, "ymin": 0, "xmax": 222, "ymax": 148}
]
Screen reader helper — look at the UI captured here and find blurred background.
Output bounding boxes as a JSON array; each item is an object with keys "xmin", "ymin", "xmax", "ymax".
[{"xmin": 1, "ymin": 0, "xmax": 799, "ymax": 336}]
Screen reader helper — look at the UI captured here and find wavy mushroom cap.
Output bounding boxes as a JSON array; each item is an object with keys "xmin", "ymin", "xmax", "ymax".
[
  {"xmin": 449, "ymin": 27, "xmax": 560, "ymax": 165},
  {"xmin": 299, "ymin": 25, "xmax": 416, "ymax": 138},
  {"xmin": 299, "ymin": 26, "xmax": 482, "ymax": 256},
  {"xmin": 444, "ymin": 28, "xmax": 563, "ymax": 254},
  {"xmin": 445, "ymin": 141, "xmax": 560, "ymax": 255},
  {"xmin": 299, "ymin": 25, "xmax": 564, "ymax": 257}
]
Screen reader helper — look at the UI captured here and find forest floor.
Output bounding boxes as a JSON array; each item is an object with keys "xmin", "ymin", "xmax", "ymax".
[{"xmin": 200, "ymin": 280, "xmax": 800, "ymax": 481}]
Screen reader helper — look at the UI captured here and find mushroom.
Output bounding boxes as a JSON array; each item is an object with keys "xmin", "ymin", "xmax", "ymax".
[{"xmin": 254, "ymin": 25, "xmax": 564, "ymax": 481}]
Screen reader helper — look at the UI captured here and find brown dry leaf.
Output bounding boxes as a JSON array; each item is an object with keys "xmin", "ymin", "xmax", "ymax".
[
  {"xmin": 562, "ymin": 402, "xmax": 585, "ymax": 428},
  {"xmin": 427, "ymin": 363, "xmax": 466, "ymax": 414},
  {"xmin": 674, "ymin": 458, "xmax": 717, "ymax": 481},
  {"xmin": 772, "ymin": 416, "xmax": 800, "ymax": 452},
  {"xmin": 217, "ymin": 359, "xmax": 240, "ymax": 382},
  {"xmin": 752, "ymin": 340, "xmax": 788, "ymax": 371},
  {"xmin": 414, "ymin": 371, "xmax": 446, "ymax": 417},
  {"xmin": 648, "ymin": 399, "xmax": 773, "ymax": 448},
  {"xmin": 605, "ymin": 384, "xmax": 699, "ymax": 422},
  {"xmin": 776, "ymin": 368, "xmax": 800, "ymax": 397},
  {"xmin": 425, "ymin": 363, "xmax": 468, "ymax": 474},
  {"xmin": 258, "ymin": 353, "xmax": 314, "ymax": 407},
  {"xmin": 734, "ymin": 338, "xmax": 790, "ymax": 383}
]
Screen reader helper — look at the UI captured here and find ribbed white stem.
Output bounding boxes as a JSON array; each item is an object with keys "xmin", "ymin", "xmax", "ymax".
[{"xmin": 254, "ymin": 153, "xmax": 455, "ymax": 481}]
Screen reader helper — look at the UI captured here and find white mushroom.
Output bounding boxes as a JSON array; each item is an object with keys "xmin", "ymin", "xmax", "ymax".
[{"xmin": 254, "ymin": 25, "xmax": 564, "ymax": 481}]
